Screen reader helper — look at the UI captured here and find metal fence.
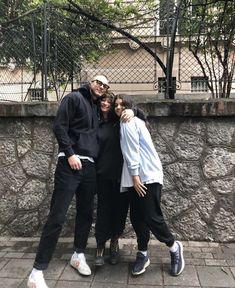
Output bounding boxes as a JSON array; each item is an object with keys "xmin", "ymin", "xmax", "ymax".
[{"xmin": 0, "ymin": 3, "xmax": 234, "ymax": 102}]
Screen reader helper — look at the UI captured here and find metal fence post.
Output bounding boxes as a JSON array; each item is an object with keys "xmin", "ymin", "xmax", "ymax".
[{"xmin": 42, "ymin": 0, "xmax": 48, "ymax": 101}]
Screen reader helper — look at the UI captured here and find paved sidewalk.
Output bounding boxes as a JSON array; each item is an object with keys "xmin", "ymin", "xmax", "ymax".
[{"xmin": 0, "ymin": 237, "xmax": 235, "ymax": 288}]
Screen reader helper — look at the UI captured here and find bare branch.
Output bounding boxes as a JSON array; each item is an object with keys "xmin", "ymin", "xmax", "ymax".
[{"xmin": 61, "ymin": 0, "xmax": 167, "ymax": 74}]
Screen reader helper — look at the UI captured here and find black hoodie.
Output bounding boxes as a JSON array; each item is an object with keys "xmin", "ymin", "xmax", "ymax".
[{"xmin": 53, "ymin": 84, "xmax": 100, "ymax": 159}]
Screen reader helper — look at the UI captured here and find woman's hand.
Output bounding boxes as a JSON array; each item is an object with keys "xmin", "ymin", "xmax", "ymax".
[
  {"xmin": 68, "ymin": 155, "xmax": 82, "ymax": 170},
  {"xmin": 132, "ymin": 175, "xmax": 147, "ymax": 197},
  {"xmin": 120, "ymin": 109, "xmax": 134, "ymax": 123}
]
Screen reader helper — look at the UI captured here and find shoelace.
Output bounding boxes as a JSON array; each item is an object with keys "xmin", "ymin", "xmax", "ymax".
[
  {"xmin": 135, "ymin": 253, "xmax": 146, "ymax": 265},
  {"xmin": 171, "ymin": 250, "xmax": 180, "ymax": 264}
]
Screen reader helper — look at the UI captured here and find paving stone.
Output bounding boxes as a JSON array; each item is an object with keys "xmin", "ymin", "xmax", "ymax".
[
  {"xmin": 59, "ymin": 262, "xmax": 93, "ymax": 282},
  {"xmin": 121, "ymin": 255, "xmax": 136, "ymax": 263},
  {"xmin": 0, "ymin": 258, "xmax": 9, "ymax": 270},
  {"xmin": 184, "ymin": 247, "xmax": 201, "ymax": 253},
  {"xmin": 184, "ymin": 258, "xmax": 205, "ymax": 266},
  {"xmin": 92, "ymin": 283, "xmax": 128, "ymax": 288},
  {"xmin": 44, "ymin": 259, "xmax": 67, "ymax": 280},
  {"xmin": 0, "ymin": 251, "xmax": 6, "ymax": 258},
  {"xmin": 94, "ymin": 262, "xmax": 129, "ymax": 284},
  {"xmin": 14, "ymin": 241, "xmax": 34, "ymax": 248},
  {"xmin": 163, "ymin": 265, "xmax": 200, "ymax": 287},
  {"xmin": 0, "ymin": 277, "xmax": 24, "ymax": 287},
  {"xmin": 1, "ymin": 237, "xmax": 234, "ymax": 288},
  {"xmin": 213, "ymin": 252, "xmax": 235, "ymax": 260},
  {"xmin": 0, "ymin": 247, "xmax": 18, "ymax": 252},
  {"xmin": 227, "ymin": 260, "xmax": 235, "ymax": 267},
  {"xmin": 8, "ymin": 237, "xmax": 39, "ymax": 242},
  {"xmin": 208, "ymin": 243, "xmax": 220, "ymax": 248},
  {"xmin": 128, "ymin": 286, "xmax": 160, "ymax": 288},
  {"xmin": 147, "ymin": 256, "xmax": 162, "ymax": 264},
  {"xmin": 128, "ymin": 263, "xmax": 163, "ymax": 286},
  {"xmin": 196, "ymin": 266, "xmax": 235, "ymax": 287},
  {"xmin": 205, "ymin": 259, "xmax": 228, "ymax": 266},
  {"xmin": 0, "ymin": 237, "xmax": 11, "ymax": 241},
  {"xmin": 0, "ymin": 258, "xmax": 34, "ymax": 278},
  {"xmin": 22, "ymin": 252, "xmax": 36, "ymax": 259},
  {"xmin": 192, "ymin": 252, "xmax": 213, "ymax": 259},
  {"xmin": 222, "ymin": 243, "xmax": 235, "ymax": 249},
  {"xmin": 0, "ymin": 241, "xmax": 16, "ymax": 247},
  {"xmin": 4, "ymin": 252, "xmax": 24, "ymax": 258},
  {"xmin": 231, "ymin": 267, "xmax": 235, "ymax": 278},
  {"xmin": 56, "ymin": 280, "xmax": 91, "ymax": 287},
  {"xmin": 162, "ymin": 257, "xmax": 172, "ymax": 264},
  {"xmin": 120, "ymin": 249, "xmax": 135, "ymax": 256},
  {"xmin": 149, "ymin": 248, "xmax": 170, "ymax": 257},
  {"xmin": 201, "ymin": 247, "xmax": 222, "ymax": 253},
  {"xmin": 61, "ymin": 253, "xmax": 71, "ymax": 260},
  {"xmin": 19, "ymin": 278, "xmax": 57, "ymax": 288},
  {"xmin": 188, "ymin": 241, "xmax": 209, "ymax": 247}
]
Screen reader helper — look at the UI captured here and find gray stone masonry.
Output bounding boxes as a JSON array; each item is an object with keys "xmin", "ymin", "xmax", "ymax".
[
  {"xmin": 0, "ymin": 99, "xmax": 235, "ymax": 241},
  {"xmin": 0, "ymin": 237, "xmax": 235, "ymax": 288}
]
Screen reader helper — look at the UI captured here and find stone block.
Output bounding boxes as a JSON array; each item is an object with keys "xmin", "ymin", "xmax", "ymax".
[{"xmin": 196, "ymin": 266, "xmax": 235, "ymax": 287}]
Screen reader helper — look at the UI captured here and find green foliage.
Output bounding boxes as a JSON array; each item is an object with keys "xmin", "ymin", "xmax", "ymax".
[
  {"xmin": 0, "ymin": 0, "xmax": 153, "ymax": 80},
  {"xmin": 179, "ymin": 0, "xmax": 235, "ymax": 97}
]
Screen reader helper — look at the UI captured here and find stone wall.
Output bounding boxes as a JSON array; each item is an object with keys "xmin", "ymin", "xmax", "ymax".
[{"xmin": 0, "ymin": 100, "xmax": 234, "ymax": 242}]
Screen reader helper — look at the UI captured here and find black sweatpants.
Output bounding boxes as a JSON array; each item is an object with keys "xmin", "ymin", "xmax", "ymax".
[
  {"xmin": 33, "ymin": 157, "xmax": 96, "ymax": 270},
  {"xmin": 129, "ymin": 182, "xmax": 175, "ymax": 251},
  {"xmin": 95, "ymin": 178, "xmax": 130, "ymax": 247}
]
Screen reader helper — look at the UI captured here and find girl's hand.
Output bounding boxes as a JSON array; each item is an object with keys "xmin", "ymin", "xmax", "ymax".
[
  {"xmin": 120, "ymin": 109, "xmax": 134, "ymax": 123},
  {"xmin": 132, "ymin": 176, "xmax": 147, "ymax": 197}
]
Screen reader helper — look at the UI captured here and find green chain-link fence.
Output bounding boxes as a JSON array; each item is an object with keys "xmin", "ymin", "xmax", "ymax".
[{"xmin": 0, "ymin": 3, "xmax": 234, "ymax": 102}]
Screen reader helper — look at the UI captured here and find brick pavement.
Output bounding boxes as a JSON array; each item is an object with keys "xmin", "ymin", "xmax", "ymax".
[{"xmin": 0, "ymin": 237, "xmax": 235, "ymax": 288}]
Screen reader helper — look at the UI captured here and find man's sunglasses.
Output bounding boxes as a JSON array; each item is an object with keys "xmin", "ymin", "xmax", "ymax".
[{"xmin": 94, "ymin": 79, "xmax": 109, "ymax": 90}]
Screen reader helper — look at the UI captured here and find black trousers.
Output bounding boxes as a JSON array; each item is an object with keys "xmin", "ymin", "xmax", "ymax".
[
  {"xmin": 34, "ymin": 157, "xmax": 96, "ymax": 270},
  {"xmin": 130, "ymin": 183, "xmax": 175, "ymax": 251},
  {"xmin": 95, "ymin": 178, "xmax": 130, "ymax": 247}
]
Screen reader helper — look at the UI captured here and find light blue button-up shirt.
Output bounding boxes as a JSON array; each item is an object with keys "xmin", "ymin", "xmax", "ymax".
[{"xmin": 120, "ymin": 117, "xmax": 163, "ymax": 192}]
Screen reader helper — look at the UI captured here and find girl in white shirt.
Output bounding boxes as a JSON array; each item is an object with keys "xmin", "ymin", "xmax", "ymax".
[{"xmin": 114, "ymin": 95, "xmax": 185, "ymax": 277}]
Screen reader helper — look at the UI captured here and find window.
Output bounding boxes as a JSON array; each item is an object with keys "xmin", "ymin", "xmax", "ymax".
[
  {"xmin": 158, "ymin": 77, "xmax": 176, "ymax": 93},
  {"xmin": 191, "ymin": 76, "xmax": 208, "ymax": 92}
]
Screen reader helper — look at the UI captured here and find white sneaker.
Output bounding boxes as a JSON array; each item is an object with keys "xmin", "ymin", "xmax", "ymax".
[
  {"xmin": 27, "ymin": 271, "xmax": 49, "ymax": 288},
  {"xmin": 70, "ymin": 252, "xmax": 91, "ymax": 276}
]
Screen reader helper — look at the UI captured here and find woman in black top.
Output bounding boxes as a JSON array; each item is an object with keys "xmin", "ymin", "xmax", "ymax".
[{"xmin": 94, "ymin": 92, "xmax": 130, "ymax": 266}]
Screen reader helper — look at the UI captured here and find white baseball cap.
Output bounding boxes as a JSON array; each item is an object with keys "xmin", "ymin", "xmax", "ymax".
[{"xmin": 92, "ymin": 75, "xmax": 109, "ymax": 89}]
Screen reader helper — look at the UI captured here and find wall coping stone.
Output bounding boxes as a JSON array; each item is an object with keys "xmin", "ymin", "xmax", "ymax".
[{"xmin": 0, "ymin": 99, "xmax": 235, "ymax": 117}]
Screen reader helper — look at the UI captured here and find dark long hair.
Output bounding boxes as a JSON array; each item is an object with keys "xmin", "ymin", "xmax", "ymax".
[
  {"xmin": 113, "ymin": 94, "xmax": 151, "ymax": 131},
  {"xmin": 99, "ymin": 91, "xmax": 115, "ymax": 122}
]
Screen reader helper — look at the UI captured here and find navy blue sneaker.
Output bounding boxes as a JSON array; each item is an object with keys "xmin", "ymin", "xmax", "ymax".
[
  {"xmin": 132, "ymin": 252, "xmax": 150, "ymax": 276},
  {"xmin": 170, "ymin": 241, "xmax": 185, "ymax": 276}
]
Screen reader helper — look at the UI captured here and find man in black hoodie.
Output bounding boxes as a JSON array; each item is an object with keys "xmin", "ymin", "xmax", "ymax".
[{"xmin": 27, "ymin": 75, "xmax": 109, "ymax": 288}]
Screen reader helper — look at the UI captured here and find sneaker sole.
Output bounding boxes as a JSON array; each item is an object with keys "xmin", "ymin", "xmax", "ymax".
[
  {"xmin": 132, "ymin": 258, "xmax": 150, "ymax": 276},
  {"xmin": 174, "ymin": 241, "xmax": 185, "ymax": 276},
  {"xmin": 70, "ymin": 262, "xmax": 92, "ymax": 276}
]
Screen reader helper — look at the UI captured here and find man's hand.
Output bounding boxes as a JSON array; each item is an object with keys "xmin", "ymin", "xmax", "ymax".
[
  {"xmin": 132, "ymin": 175, "xmax": 147, "ymax": 197},
  {"xmin": 68, "ymin": 155, "xmax": 82, "ymax": 170},
  {"xmin": 120, "ymin": 109, "xmax": 134, "ymax": 123}
]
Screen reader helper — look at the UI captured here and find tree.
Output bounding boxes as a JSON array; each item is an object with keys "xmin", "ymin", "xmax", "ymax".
[
  {"xmin": 2, "ymin": 0, "xmax": 234, "ymax": 99},
  {"xmin": 180, "ymin": 0, "xmax": 235, "ymax": 98},
  {"xmin": 1, "ymin": 0, "xmax": 166, "ymax": 99}
]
